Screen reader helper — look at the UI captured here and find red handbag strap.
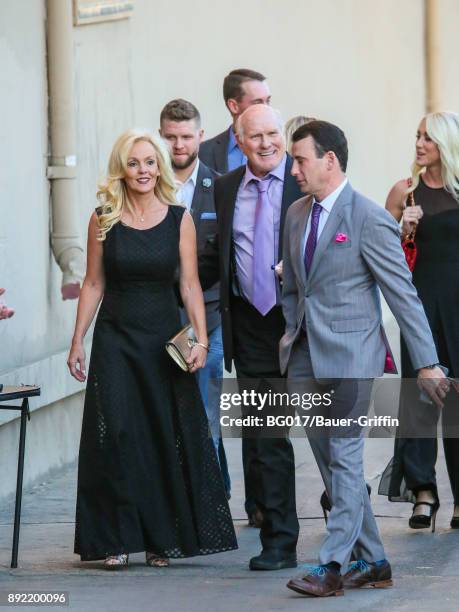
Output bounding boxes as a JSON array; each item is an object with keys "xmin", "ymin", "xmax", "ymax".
[{"xmin": 405, "ymin": 177, "xmax": 416, "ymax": 238}]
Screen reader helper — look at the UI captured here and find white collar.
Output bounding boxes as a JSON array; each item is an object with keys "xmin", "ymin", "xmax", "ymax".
[
  {"xmin": 313, "ymin": 178, "xmax": 348, "ymax": 213},
  {"xmin": 176, "ymin": 159, "xmax": 200, "ymax": 189}
]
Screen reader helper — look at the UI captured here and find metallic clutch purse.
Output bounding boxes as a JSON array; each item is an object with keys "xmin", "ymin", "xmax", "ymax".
[{"xmin": 165, "ymin": 324, "xmax": 198, "ymax": 371}]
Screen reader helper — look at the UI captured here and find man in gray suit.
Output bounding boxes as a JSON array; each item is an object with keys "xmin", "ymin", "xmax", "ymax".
[
  {"xmin": 199, "ymin": 69, "xmax": 271, "ymax": 174},
  {"xmin": 281, "ymin": 121, "xmax": 448, "ymax": 597}
]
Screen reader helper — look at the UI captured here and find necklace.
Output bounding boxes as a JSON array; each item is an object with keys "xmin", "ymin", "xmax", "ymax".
[{"xmin": 136, "ymin": 207, "xmax": 149, "ymax": 223}]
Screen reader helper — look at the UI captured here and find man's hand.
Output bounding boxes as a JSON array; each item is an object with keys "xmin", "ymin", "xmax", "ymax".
[
  {"xmin": 417, "ymin": 366, "xmax": 449, "ymax": 408},
  {"xmin": 274, "ymin": 261, "xmax": 283, "ymax": 281},
  {"xmin": 0, "ymin": 288, "xmax": 15, "ymax": 320}
]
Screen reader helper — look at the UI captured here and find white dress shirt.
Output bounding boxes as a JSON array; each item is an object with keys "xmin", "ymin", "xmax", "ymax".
[
  {"xmin": 176, "ymin": 160, "xmax": 200, "ymax": 211},
  {"xmin": 303, "ymin": 178, "xmax": 348, "ymax": 253}
]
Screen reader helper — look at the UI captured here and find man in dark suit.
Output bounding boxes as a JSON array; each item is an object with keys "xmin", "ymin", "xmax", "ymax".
[
  {"xmin": 160, "ymin": 99, "xmax": 231, "ymax": 497},
  {"xmin": 199, "ymin": 68, "xmax": 271, "ymax": 174},
  {"xmin": 199, "ymin": 104, "xmax": 302, "ymax": 570}
]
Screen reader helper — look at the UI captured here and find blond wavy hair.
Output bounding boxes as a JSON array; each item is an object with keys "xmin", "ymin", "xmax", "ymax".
[
  {"xmin": 409, "ymin": 111, "xmax": 459, "ymax": 201},
  {"xmin": 96, "ymin": 129, "xmax": 180, "ymax": 240},
  {"xmin": 284, "ymin": 115, "xmax": 316, "ymax": 153}
]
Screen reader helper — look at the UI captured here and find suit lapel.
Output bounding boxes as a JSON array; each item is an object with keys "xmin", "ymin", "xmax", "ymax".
[
  {"xmin": 221, "ymin": 166, "xmax": 245, "ymax": 259},
  {"xmin": 190, "ymin": 163, "xmax": 212, "ymax": 232},
  {"xmin": 279, "ymin": 155, "xmax": 302, "ymax": 259},
  {"xmin": 215, "ymin": 129, "xmax": 230, "ymax": 174},
  {"xmin": 307, "ymin": 182, "xmax": 353, "ymax": 284}
]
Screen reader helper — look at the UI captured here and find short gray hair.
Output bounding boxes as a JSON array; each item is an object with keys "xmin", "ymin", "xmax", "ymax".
[{"xmin": 236, "ymin": 106, "xmax": 284, "ymax": 142}]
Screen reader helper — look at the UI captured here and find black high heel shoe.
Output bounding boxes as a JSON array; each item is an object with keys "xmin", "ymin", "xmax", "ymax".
[
  {"xmin": 409, "ymin": 500, "xmax": 440, "ymax": 532},
  {"xmin": 320, "ymin": 484, "xmax": 372, "ymax": 524},
  {"xmin": 450, "ymin": 510, "xmax": 459, "ymax": 529}
]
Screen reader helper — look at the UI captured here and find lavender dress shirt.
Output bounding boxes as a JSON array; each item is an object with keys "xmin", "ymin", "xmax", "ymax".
[{"xmin": 233, "ymin": 154, "xmax": 287, "ymax": 305}]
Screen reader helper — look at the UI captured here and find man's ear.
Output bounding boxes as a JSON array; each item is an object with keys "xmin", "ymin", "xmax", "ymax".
[
  {"xmin": 226, "ymin": 98, "xmax": 239, "ymax": 116},
  {"xmin": 198, "ymin": 128, "xmax": 204, "ymax": 144},
  {"xmin": 327, "ymin": 151, "xmax": 335, "ymax": 169}
]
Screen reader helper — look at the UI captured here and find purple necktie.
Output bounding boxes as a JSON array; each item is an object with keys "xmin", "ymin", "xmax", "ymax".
[
  {"xmin": 304, "ymin": 202, "xmax": 322, "ymax": 276},
  {"xmin": 252, "ymin": 177, "xmax": 276, "ymax": 315}
]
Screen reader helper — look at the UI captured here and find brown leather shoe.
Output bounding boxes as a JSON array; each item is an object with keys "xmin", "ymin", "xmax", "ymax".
[
  {"xmin": 287, "ymin": 566, "xmax": 344, "ymax": 597},
  {"xmin": 342, "ymin": 559, "xmax": 392, "ymax": 589}
]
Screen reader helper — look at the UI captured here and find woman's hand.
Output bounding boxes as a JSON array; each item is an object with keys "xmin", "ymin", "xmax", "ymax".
[
  {"xmin": 0, "ymin": 288, "xmax": 15, "ymax": 320},
  {"xmin": 186, "ymin": 344, "xmax": 207, "ymax": 373},
  {"xmin": 67, "ymin": 341, "xmax": 87, "ymax": 382},
  {"xmin": 402, "ymin": 204, "xmax": 423, "ymax": 237}
]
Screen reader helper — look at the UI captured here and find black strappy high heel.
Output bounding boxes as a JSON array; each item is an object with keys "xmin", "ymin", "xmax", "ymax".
[
  {"xmin": 409, "ymin": 500, "xmax": 440, "ymax": 532},
  {"xmin": 320, "ymin": 484, "xmax": 372, "ymax": 524}
]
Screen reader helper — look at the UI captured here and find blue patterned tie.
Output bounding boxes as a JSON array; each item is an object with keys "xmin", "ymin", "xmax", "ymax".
[{"xmin": 304, "ymin": 202, "xmax": 322, "ymax": 276}]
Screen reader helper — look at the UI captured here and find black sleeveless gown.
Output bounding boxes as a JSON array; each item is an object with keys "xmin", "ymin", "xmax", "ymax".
[
  {"xmin": 74, "ymin": 205, "xmax": 237, "ymax": 561},
  {"xmin": 380, "ymin": 178, "xmax": 459, "ymax": 503}
]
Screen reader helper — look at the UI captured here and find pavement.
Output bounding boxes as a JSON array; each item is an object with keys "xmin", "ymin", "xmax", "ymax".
[{"xmin": 1, "ymin": 437, "xmax": 459, "ymax": 611}]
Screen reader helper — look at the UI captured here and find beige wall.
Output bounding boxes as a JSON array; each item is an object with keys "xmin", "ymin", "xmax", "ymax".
[
  {"xmin": 0, "ymin": 0, "xmax": 458, "ymax": 492},
  {"xmin": 72, "ymin": 0, "xmax": 433, "ymax": 246},
  {"xmin": 439, "ymin": 0, "xmax": 459, "ymax": 110},
  {"xmin": 2, "ymin": 0, "xmax": 459, "ymax": 382}
]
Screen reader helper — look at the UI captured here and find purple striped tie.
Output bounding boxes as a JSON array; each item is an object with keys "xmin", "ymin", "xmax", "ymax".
[
  {"xmin": 304, "ymin": 202, "xmax": 322, "ymax": 276},
  {"xmin": 252, "ymin": 177, "xmax": 276, "ymax": 315}
]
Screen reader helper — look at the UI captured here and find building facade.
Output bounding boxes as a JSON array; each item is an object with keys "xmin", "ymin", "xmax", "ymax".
[{"xmin": 1, "ymin": 0, "xmax": 458, "ymax": 499}]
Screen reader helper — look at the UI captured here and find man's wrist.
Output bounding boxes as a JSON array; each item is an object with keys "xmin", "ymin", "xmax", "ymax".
[{"xmin": 417, "ymin": 363, "xmax": 439, "ymax": 373}]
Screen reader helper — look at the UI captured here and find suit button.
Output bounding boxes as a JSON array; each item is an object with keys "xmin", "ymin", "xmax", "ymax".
[{"xmin": 224, "ymin": 307, "xmax": 229, "ymax": 312}]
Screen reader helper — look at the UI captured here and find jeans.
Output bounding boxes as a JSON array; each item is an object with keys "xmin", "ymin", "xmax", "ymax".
[{"xmin": 196, "ymin": 325, "xmax": 231, "ymax": 496}]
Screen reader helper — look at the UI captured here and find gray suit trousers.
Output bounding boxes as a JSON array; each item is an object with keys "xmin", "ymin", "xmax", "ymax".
[{"xmin": 288, "ymin": 335, "xmax": 386, "ymax": 569}]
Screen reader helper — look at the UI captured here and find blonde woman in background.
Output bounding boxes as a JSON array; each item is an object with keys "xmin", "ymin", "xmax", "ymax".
[
  {"xmin": 68, "ymin": 129, "xmax": 237, "ymax": 568},
  {"xmin": 273, "ymin": 116, "xmax": 316, "ymax": 282},
  {"xmin": 381, "ymin": 112, "xmax": 459, "ymax": 531},
  {"xmin": 284, "ymin": 115, "xmax": 316, "ymax": 153}
]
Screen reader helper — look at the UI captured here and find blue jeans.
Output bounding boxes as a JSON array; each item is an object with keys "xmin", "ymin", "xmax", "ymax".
[{"xmin": 196, "ymin": 325, "xmax": 231, "ymax": 496}]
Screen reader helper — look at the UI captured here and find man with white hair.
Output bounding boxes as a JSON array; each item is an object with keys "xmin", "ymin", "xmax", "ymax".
[{"xmin": 199, "ymin": 104, "xmax": 302, "ymax": 570}]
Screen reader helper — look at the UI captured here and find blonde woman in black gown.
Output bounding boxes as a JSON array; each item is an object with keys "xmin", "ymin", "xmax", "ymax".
[
  {"xmin": 67, "ymin": 129, "xmax": 237, "ymax": 568},
  {"xmin": 382, "ymin": 112, "xmax": 459, "ymax": 530}
]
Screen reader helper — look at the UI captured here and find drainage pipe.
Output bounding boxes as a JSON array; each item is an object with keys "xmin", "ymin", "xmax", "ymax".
[
  {"xmin": 425, "ymin": 0, "xmax": 440, "ymax": 113},
  {"xmin": 46, "ymin": 0, "xmax": 85, "ymax": 300}
]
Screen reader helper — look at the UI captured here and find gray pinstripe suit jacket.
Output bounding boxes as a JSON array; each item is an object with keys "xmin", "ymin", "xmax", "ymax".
[{"xmin": 280, "ymin": 182, "xmax": 438, "ymax": 378}]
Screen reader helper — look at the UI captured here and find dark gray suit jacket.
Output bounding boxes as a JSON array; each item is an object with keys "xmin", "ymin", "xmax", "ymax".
[
  {"xmin": 199, "ymin": 155, "xmax": 302, "ymax": 371},
  {"xmin": 199, "ymin": 127, "xmax": 231, "ymax": 174},
  {"xmin": 180, "ymin": 161, "xmax": 221, "ymax": 334}
]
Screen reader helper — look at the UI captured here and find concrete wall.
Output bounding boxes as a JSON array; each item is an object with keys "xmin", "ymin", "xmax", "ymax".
[
  {"xmin": 0, "ymin": 393, "xmax": 84, "ymax": 504},
  {"xmin": 1, "ymin": 0, "xmax": 458, "ymax": 498}
]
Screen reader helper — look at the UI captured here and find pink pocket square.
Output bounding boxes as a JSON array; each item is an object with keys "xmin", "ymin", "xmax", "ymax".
[
  {"xmin": 384, "ymin": 352, "xmax": 397, "ymax": 374},
  {"xmin": 335, "ymin": 233, "xmax": 348, "ymax": 242}
]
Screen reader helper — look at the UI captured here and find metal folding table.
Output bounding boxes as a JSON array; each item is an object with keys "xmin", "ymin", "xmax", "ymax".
[{"xmin": 0, "ymin": 385, "xmax": 40, "ymax": 568}]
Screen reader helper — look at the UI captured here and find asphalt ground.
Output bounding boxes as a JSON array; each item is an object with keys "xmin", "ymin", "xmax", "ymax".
[{"xmin": 1, "ymin": 438, "xmax": 459, "ymax": 611}]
